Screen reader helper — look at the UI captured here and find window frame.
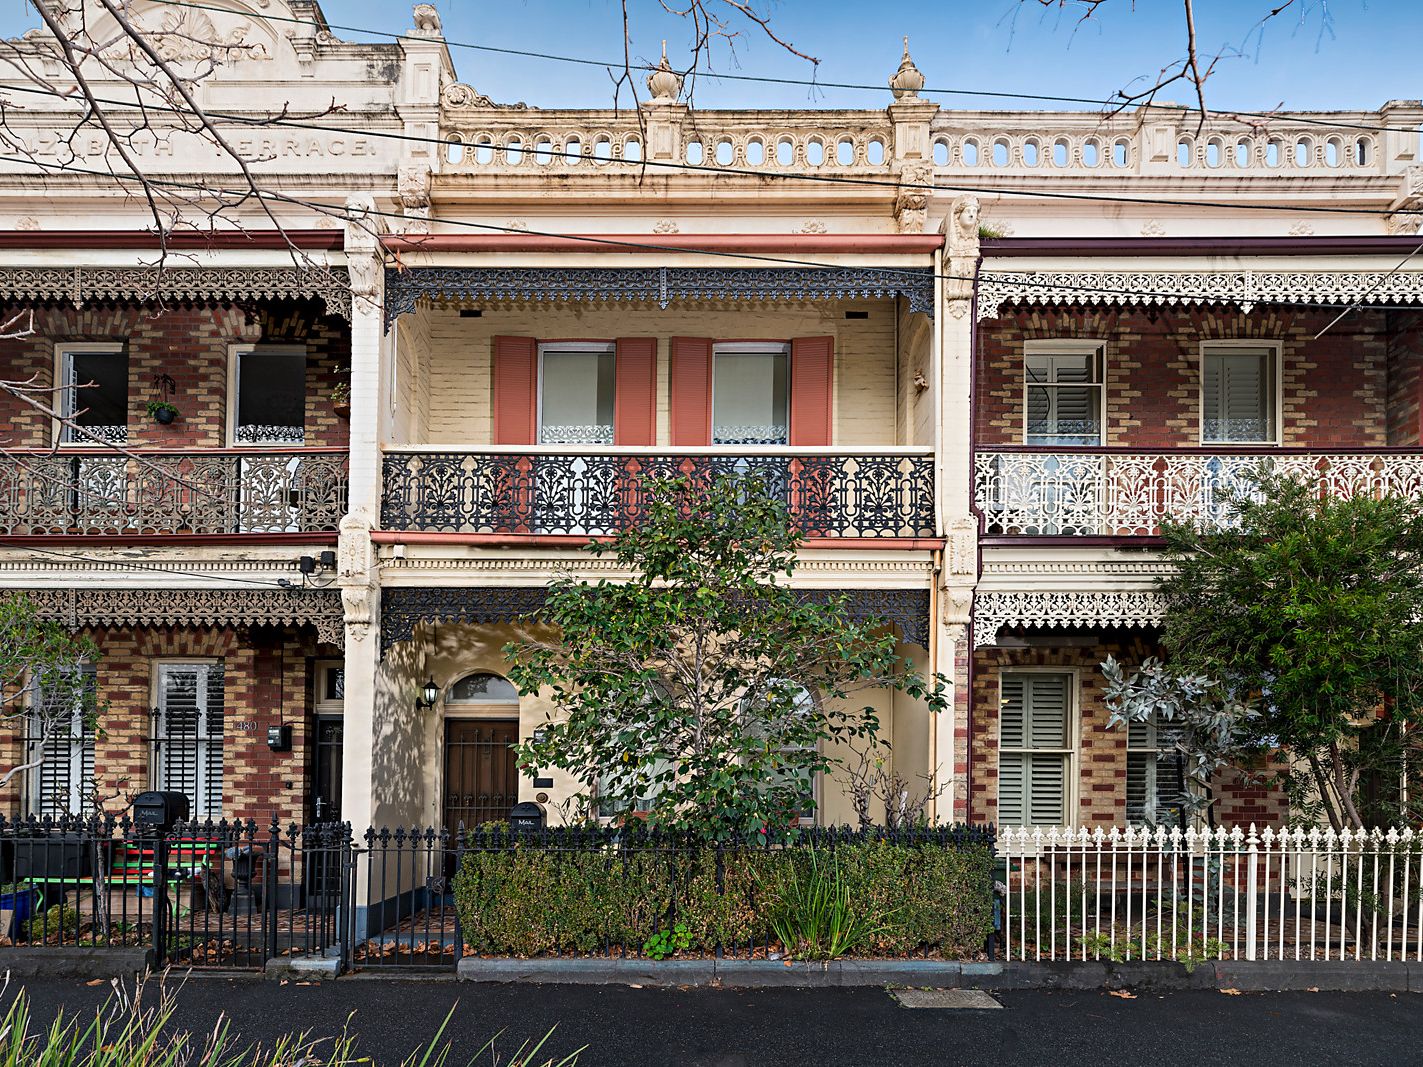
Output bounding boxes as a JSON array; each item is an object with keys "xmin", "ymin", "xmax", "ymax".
[
  {"xmin": 53, "ymin": 342, "xmax": 129, "ymax": 448},
  {"xmin": 150, "ymin": 658, "xmax": 225, "ymax": 820},
  {"xmin": 227, "ymin": 343, "xmax": 308, "ymax": 448},
  {"xmin": 711, "ymin": 339, "xmax": 792, "ymax": 447},
  {"xmin": 1198, "ymin": 339, "xmax": 1283, "ymax": 447},
  {"xmin": 25, "ymin": 662, "xmax": 97, "ymax": 816},
  {"xmin": 1021, "ymin": 339, "xmax": 1108, "ymax": 448},
  {"xmin": 536, "ymin": 339, "xmax": 616, "ymax": 446},
  {"xmin": 314, "ymin": 659, "xmax": 345, "ymax": 717},
  {"xmin": 1126, "ymin": 713, "xmax": 1190, "ymax": 828},
  {"xmin": 443, "ymin": 670, "xmax": 521, "ymax": 714},
  {"xmin": 997, "ymin": 667, "xmax": 1080, "ymax": 828}
]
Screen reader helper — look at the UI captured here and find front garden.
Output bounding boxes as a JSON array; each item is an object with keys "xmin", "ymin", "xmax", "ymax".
[{"xmin": 454, "ymin": 824, "xmax": 996, "ymax": 961}]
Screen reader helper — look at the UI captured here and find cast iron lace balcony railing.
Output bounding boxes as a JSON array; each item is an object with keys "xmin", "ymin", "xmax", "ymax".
[
  {"xmin": 975, "ymin": 447, "xmax": 1423, "ymax": 536},
  {"xmin": 0, "ymin": 448, "xmax": 348, "ymax": 536},
  {"xmin": 381, "ymin": 447, "xmax": 935, "ymax": 538}
]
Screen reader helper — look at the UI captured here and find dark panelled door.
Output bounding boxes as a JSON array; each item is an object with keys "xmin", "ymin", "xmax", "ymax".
[{"xmin": 443, "ymin": 719, "xmax": 519, "ymax": 830}]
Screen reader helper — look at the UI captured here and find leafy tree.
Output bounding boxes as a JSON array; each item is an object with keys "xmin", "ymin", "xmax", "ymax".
[
  {"xmin": 507, "ymin": 475, "xmax": 950, "ymax": 841},
  {"xmin": 0, "ymin": 595, "xmax": 101, "ymax": 804},
  {"xmin": 1103, "ymin": 470, "xmax": 1423, "ymax": 830}
]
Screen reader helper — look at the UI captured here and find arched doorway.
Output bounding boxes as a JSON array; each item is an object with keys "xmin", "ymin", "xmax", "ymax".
[{"xmin": 441, "ymin": 671, "xmax": 520, "ymax": 830}]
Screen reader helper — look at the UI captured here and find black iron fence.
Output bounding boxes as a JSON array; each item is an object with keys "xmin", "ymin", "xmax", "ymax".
[{"xmin": 0, "ymin": 818, "xmax": 997, "ymax": 970}]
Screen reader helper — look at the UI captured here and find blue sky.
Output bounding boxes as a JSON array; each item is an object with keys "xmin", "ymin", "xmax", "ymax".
[{"xmin": 1, "ymin": 0, "xmax": 1416, "ymax": 111}]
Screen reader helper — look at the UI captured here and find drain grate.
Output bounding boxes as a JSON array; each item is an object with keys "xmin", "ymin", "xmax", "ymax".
[{"xmin": 891, "ymin": 988, "xmax": 1003, "ymax": 1010}]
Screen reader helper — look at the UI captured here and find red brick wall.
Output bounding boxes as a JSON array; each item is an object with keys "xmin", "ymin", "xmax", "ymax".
[
  {"xmin": 0, "ymin": 301, "xmax": 349, "ymax": 450},
  {"xmin": 0, "ymin": 625, "xmax": 316, "ymax": 824},
  {"xmin": 976, "ymin": 306, "xmax": 1390, "ymax": 449},
  {"xmin": 1385, "ymin": 311, "xmax": 1423, "ymax": 446},
  {"xmin": 970, "ymin": 636, "xmax": 1287, "ymax": 829}
]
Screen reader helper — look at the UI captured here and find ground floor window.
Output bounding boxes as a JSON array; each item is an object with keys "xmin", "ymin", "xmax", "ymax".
[
  {"xmin": 998, "ymin": 671, "xmax": 1075, "ymax": 827},
  {"xmin": 1126, "ymin": 713, "xmax": 1187, "ymax": 827},
  {"xmin": 26, "ymin": 665, "xmax": 97, "ymax": 816},
  {"xmin": 152, "ymin": 662, "xmax": 225, "ymax": 820}
]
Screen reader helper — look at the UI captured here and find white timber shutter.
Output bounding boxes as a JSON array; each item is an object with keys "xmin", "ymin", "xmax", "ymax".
[
  {"xmin": 1204, "ymin": 349, "xmax": 1271, "ymax": 443},
  {"xmin": 154, "ymin": 663, "xmax": 225, "ymax": 820}
]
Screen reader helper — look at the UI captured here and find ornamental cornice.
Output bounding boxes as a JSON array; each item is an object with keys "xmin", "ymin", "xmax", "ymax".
[
  {"xmin": 381, "ymin": 585, "xmax": 930, "ymax": 652},
  {"xmin": 0, "ymin": 265, "xmax": 352, "ymax": 320},
  {"xmin": 976, "ymin": 268, "xmax": 1423, "ymax": 321},
  {"xmin": 25, "ymin": 587, "xmax": 345, "ymax": 647},
  {"xmin": 383, "ymin": 265, "xmax": 935, "ymax": 329},
  {"xmin": 974, "ymin": 589, "xmax": 1164, "ymax": 648}
]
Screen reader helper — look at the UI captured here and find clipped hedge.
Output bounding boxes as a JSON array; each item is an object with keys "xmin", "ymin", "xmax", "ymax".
[{"xmin": 454, "ymin": 825, "xmax": 995, "ymax": 959}]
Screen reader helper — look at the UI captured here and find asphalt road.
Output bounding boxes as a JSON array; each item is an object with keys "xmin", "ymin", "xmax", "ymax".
[{"xmin": 3, "ymin": 975, "xmax": 1421, "ymax": 1067}]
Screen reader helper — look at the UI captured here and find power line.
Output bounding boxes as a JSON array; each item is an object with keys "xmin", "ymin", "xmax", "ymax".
[
  {"xmin": 0, "ymin": 79, "xmax": 1415, "ymax": 225},
  {"xmin": 139, "ymin": 0, "xmax": 1414, "ymax": 137},
  {"xmin": 0, "ymin": 541, "xmax": 302, "ymax": 589},
  {"xmin": 2, "ymin": 150, "xmax": 1422, "ymax": 315}
]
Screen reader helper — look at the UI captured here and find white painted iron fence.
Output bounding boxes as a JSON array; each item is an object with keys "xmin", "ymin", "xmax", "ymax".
[{"xmin": 999, "ymin": 826, "xmax": 1423, "ymax": 964}]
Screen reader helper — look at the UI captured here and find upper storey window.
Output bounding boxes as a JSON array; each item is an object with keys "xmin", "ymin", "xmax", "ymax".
[
  {"xmin": 232, "ymin": 345, "xmax": 306, "ymax": 446},
  {"xmin": 1201, "ymin": 343, "xmax": 1278, "ymax": 445},
  {"xmin": 1024, "ymin": 342, "xmax": 1105, "ymax": 447},
  {"xmin": 59, "ymin": 345, "xmax": 128, "ymax": 445},
  {"xmin": 539, "ymin": 342, "xmax": 615, "ymax": 445},
  {"xmin": 712, "ymin": 342, "xmax": 789, "ymax": 446}
]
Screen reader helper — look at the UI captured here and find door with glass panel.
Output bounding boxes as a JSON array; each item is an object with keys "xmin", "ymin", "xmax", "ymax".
[
  {"xmin": 232, "ymin": 346, "xmax": 307, "ymax": 533},
  {"xmin": 52, "ymin": 346, "xmax": 130, "ymax": 533},
  {"xmin": 710, "ymin": 342, "xmax": 792, "ymax": 508},
  {"xmin": 535, "ymin": 342, "xmax": 617, "ymax": 533},
  {"xmin": 1015, "ymin": 344, "xmax": 1106, "ymax": 535}
]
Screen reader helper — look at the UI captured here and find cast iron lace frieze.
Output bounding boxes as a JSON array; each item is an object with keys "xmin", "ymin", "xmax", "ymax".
[{"xmin": 382, "ymin": 266, "xmax": 936, "ymax": 328}]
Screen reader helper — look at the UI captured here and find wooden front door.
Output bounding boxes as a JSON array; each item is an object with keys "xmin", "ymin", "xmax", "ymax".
[{"xmin": 443, "ymin": 719, "xmax": 519, "ymax": 830}]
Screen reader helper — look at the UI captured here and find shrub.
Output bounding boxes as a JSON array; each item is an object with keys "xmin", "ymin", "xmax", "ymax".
[{"xmin": 454, "ymin": 825, "xmax": 994, "ymax": 959}]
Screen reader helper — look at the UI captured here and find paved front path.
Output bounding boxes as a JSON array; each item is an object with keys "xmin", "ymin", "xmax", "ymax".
[{"xmin": 5, "ymin": 976, "xmax": 1422, "ymax": 1066}]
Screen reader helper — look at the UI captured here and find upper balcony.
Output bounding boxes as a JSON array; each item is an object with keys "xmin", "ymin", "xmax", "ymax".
[
  {"xmin": 0, "ymin": 296, "xmax": 350, "ymax": 541},
  {"xmin": 972, "ymin": 291, "xmax": 1423, "ymax": 541},
  {"xmin": 379, "ymin": 264, "xmax": 937, "ymax": 544}
]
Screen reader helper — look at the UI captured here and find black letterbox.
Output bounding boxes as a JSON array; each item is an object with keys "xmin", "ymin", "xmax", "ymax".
[
  {"xmin": 508, "ymin": 801, "xmax": 546, "ymax": 832},
  {"xmin": 132, "ymin": 791, "xmax": 190, "ymax": 835}
]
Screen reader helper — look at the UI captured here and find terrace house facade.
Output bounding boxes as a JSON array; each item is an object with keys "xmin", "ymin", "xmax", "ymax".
[{"xmin": 1, "ymin": 1, "xmax": 1422, "ymax": 839}]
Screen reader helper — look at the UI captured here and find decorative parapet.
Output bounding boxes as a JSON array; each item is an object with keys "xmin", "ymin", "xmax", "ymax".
[
  {"xmin": 381, "ymin": 586, "xmax": 930, "ymax": 652},
  {"xmin": 973, "ymin": 589, "xmax": 1164, "ymax": 648},
  {"xmin": 383, "ymin": 265, "xmax": 936, "ymax": 327},
  {"xmin": 976, "ymin": 268, "xmax": 1423, "ymax": 320},
  {"xmin": 928, "ymin": 106, "xmax": 1420, "ymax": 176},
  {"xmin": 26, "ymin": 587, "xmax": 346, "ymax": 647},
  {"xmin": 0, "ymin": 265, "xmax": 352, "ymax": 319}
]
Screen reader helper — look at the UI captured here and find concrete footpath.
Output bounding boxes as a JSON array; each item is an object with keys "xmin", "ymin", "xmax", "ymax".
[{"xmin": 4, "ymin": 974, "xmax": 1422, "ymax": 1067}]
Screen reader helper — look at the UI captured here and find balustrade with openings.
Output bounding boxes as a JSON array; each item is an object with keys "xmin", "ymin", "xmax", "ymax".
[
  {"xmin": 0, "ymin": 450, "xmax": 348, "ymax": 536},
  {"xmin": 975, "ymin": 449, "xmax": 1423, "ymax": 536}
]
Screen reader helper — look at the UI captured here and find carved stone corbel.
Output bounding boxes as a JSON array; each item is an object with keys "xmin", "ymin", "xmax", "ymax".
[
  {"xmin": 893, "ymin": 161, "xmax": 933, "ymax": 234},
  {"xmin": 941, "ymin": 195, "xmax": 980, "ymax": 319}
]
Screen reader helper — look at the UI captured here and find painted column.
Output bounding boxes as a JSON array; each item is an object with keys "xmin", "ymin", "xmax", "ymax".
[
  {"xmin": 934, "ymin": 197, "xmax": 981, "ymax": 823},
  {"xmin": 338, "ymin": 198, "xmax": 384, "ymax": 834}
]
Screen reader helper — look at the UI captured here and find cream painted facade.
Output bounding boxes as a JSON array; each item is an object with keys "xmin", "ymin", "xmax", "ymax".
[{"xmin": 1, "ymin": 0, "xmax": 1422, "ymax": 835}]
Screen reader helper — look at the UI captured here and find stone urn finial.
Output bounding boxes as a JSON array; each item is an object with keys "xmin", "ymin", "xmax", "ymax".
[
  {"xmin": 646, "ymin": 40, "xmax": 683, "ymax": 103},
  {"xmin": 889, "ymin": 36, "xmax": 925, "ymax": 100}
]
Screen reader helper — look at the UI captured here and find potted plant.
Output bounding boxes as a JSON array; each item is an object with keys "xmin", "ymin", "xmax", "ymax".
[
  {"xmin": 330, "ymin": 381, "xmax": 351, "ymax": 420},
  {"xmin": 145, "ymin": 399, "xmax": 178, "ymax": 425},
  {"xmin": 0, "ymin": 882, "xmax": 35, "ymax": 939}
]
